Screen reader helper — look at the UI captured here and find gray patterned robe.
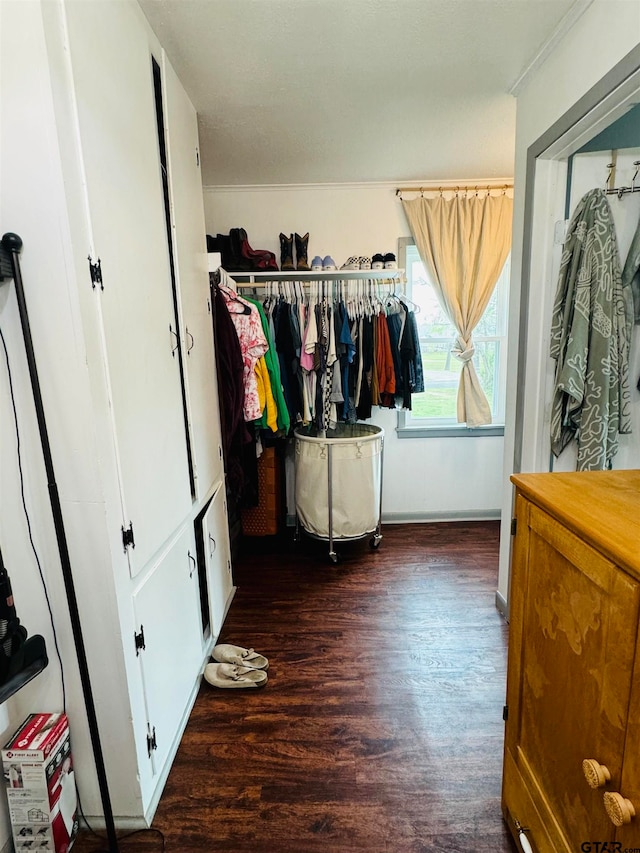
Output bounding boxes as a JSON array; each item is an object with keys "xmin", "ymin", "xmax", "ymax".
[{"xmin": 550, "ymin": 188, "xmax": 632, "ymax": 471}]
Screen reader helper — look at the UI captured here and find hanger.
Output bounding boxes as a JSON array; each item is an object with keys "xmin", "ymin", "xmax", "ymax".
[
  {"xmin": 217, "ymin": 271, "xmax": 252, "ymax": 315},
  {"xmin": 399, "ymin": 291, "xmax": 420, "ymax": 313},
  {"xmin": 384, "ymin": 280, "xmax": 402, "ymax": 315}
]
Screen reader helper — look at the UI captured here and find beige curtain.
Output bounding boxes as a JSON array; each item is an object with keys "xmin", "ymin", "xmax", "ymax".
[{"xmin": 402, "ymin": 192, "xmax": 512, "ymax": 426}]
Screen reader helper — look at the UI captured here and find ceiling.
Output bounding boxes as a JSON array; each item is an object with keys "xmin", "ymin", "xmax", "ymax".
[{"xmin": 138, "ymin": 0, "xmax": 583, "ymax": 187}]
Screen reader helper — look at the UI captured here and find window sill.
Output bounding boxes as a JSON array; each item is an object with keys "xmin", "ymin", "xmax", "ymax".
[{"xmin": 396, "ymin": 424, "xmax": 505, "ymax": 439}]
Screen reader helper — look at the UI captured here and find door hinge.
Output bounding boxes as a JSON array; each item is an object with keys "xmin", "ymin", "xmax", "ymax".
[
  {"xmin": 196, "ymin": 147, "xmax": 200, "ymax": 167},
  {"xmin": 134, "ymin": 626, "xmax": 145, "ymax": 656},
  {"xmin": 510, "ymin": 517, "xmax": 517, "ymax": 536},
  {"xmin": 503, "ymin": 704, "xmax": 509, "ymax": 721},
  {"xmin": 146, "ymin": 725, "xmax": 157, "ymax": 757},
  {"xmin": 122, "ymin": 521, "xmax": 135, "ymax": 552},
  {"xmin": 88, "ymin": 256, "xmax": 103, "ymax": 290}
]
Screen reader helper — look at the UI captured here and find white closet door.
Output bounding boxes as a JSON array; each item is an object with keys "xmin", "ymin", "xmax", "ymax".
[
  {"xmin": 132, "ymin": 525, "xmax": 203, "ymax": 800},
  {"xmin": 202, "ymin": 482, "xmax": 233, "ymax": 638},
  {"xmin": 162, "ymin": 56, "xmax": 224, "ymax": 498},
  {"xmin": 63, "ymin": 1, "xmax": 192, "ymax": 575}
]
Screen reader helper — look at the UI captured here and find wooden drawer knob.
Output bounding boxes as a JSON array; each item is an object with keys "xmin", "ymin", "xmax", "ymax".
[
  {"xmin": 604, "ymin": 791, "xmax": 636, "ymax": 826},
  {"xmin": 582, "ymin": 759, "xmax": 611, "ymax": 789}
]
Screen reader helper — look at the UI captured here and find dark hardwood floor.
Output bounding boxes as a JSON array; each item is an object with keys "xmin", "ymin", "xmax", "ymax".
[{"xmin": 77, "ymin": 522, "xmax": 517, "ymax": 853}]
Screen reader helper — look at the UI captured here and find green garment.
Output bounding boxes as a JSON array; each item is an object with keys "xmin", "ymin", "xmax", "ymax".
[
  {"xmin": 550, "ymin": 188, "xmax": 632, "ymax": 471},
  {"xmin": 622, "ymin": 212, "xmax": 640, "ymax": 326},
  {"xmin": 244, "ymin": 296, "xmax": 290, "ymax": 434}
]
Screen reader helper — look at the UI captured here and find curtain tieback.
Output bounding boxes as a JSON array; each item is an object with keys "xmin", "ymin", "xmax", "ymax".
[{"xmin": 452, "ymin": 335, "xmax": 475, "ymax": 363}]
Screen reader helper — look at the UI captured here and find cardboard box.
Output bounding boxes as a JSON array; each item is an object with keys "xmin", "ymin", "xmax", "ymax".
[{"xmin": 2, "ymin": 714, "xmax": 77, "ymax": 853}]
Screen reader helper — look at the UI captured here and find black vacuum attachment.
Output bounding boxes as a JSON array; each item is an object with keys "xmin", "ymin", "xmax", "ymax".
[{"xmin": 0, "ymin": 545, "xmax": 47, "ymax": 704}]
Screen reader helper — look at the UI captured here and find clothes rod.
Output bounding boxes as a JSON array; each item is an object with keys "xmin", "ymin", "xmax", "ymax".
[
  {"xmin": 395, "ymin": 183, "xmax": 513, "ymax": 196},
  {"xmin": 227, "ymin": 269, "xmax": 405, "ymax": 283}
]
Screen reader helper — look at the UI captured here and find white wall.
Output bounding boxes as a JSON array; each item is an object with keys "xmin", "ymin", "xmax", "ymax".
[
  {"xmin": 0, "ymin": 0, "xmax": 108, "ymax": 843},
  {"xmin": 498, "ymin": 1, "xmax": 640, "ymax": 606},
  {"xmin": 204, "ymin": 183, "xmax": 505, "ymax": 520}
]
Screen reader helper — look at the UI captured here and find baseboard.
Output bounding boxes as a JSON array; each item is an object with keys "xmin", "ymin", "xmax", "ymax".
[
  {"xmin": 78, "ymin": 815, "xmax": 148, "ymax": 833},
  {"xmin": 289, "ymin": 510, "xmax": 501, "ymax": 527},
  {"xmin": 381, "ymin": 510, "xmax": 501, "ymax": 524},
  {"xmin": 495, "ymin": 589, "xmax": 509, "ymax": 620}
]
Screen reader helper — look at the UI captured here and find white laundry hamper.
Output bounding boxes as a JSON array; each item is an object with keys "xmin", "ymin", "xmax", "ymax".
[{"xmin": 294, "ymin": 423, "xmax": 384, "ymax": 562}]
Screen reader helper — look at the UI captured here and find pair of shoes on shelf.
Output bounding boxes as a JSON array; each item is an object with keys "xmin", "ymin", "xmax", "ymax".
[
  {"xmin": 372, "ymin": 253, "xmax": 398, "ymax": 270},
  {"xmin": 280, "ymin": 232, "xmax": 310, "ymax": 271},
  {"xmin": 207, "ymin": 230, "xmax": 278, "ymax": 271},
  {"xmin": 233, "ymin": 228, "xmax": 279, "ymax": 271},
  {"xmin": 204, "ymin": 644, "xmax": 269, "ymax": 689},
  {"xmin": 341, "ymin": 256, "xmax": 372, "ymax": 270},
  {"xmin": 311, "ymin": 255, "xmax": 337, "ymax": 271}
]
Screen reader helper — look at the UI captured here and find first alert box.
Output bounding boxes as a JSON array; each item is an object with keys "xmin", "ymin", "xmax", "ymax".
[{"xmin": 2, "ymin": 713, "xmax": 78, "ymax": 853}]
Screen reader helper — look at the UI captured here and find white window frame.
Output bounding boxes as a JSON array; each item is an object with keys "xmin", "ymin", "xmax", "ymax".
[{"xmin": 396, "ymin": 237, "xmax": 508, "ymax": 439}]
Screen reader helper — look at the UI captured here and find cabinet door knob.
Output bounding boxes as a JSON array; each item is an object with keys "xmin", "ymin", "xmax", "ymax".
[
  {"xmin": 604, "ymin": 791, "xmax": 636, "ymax": 826},
  {"xmin": 582, "ymin": 759, "xmax": 611, "ymax": 788}
]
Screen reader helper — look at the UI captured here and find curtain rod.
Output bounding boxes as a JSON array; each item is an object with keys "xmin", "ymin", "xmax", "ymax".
[{"xmin": 395, "ymin": 183, "xmax": 513, "ymax": 196}]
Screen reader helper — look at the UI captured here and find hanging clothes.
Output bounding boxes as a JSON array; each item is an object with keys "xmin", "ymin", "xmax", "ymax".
[
  {"xmin": 397, "ymin": 303, "xmax": 416, "ymax": 410},
  {"xmin": 339, "ymin": 302, "xmax": 356, "ymax": 422},
  {"xmin": 220, "ymin": 274, "xmax": 416, "ymax": 436},
  {"xmin": 254, "ymin": 356, "xmax": 278, "ymax": 432},
  {"xmin": 212, "ymin": 283, "xmax": 255, "ymax": 508},
  {"xmin": 550, "ymin": 188, "xmax": 632, "ymax": 471},
  {"xmin": 406, "ymin": 310, "xmax": 424, "ymax": 395},
  {"xmin": 244, "ymin": 295, "xmax": 290, "ymax": 433},
  {"xmin": 274, "ymin": 299, "xmax": 304, "ymax": 427},
  {"xmin": 376, "ymin": 312, "xmax": 396, "ymax": 407},
  {"xmin": 622, "ymin": 213, "xmax": 640, "ymax": 327},
  {"xmin": 218, "ymin": 276, "xmax": 268, "ymax": 422}
]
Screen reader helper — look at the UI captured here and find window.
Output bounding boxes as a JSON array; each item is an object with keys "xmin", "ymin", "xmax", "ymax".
[{"xmin": 397, "ymin": 239, "xmax": 509, "ymax": 437}]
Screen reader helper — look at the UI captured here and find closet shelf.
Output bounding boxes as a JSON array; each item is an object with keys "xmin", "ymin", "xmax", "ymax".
[{"xmin": 226, "ymin": 269, "xmax": 405, "ymax": 283}]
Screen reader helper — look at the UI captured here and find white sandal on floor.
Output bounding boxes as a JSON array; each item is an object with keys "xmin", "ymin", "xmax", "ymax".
[
  {"xmin": 203, "ymin": 663, "xmax": 268, "ymax": 689},
  {"xmin": 212, "ymin": 644, "xmax": 269, "ymax": 670}
]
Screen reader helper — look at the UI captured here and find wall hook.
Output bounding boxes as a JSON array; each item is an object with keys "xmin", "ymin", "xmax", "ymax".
[{"xmin": 606, "ymin": 162, "xmax": 615, "ymax": 190}]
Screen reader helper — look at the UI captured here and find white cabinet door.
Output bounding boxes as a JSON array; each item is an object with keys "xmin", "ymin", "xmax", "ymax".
[
  {"xmin": 132, "ymin": 525, "xmax": 202, "ymax": 800},
  {"xmin": 163, "ymin": 55, "xmax": 224, "ymax": 498},
  {"xmin": 202, "ymin": 483, "xmax": 233, "ymax": 638},
  {"xmin": 63, "ymin": 1, "xmax": 192, "ymax": 576}
]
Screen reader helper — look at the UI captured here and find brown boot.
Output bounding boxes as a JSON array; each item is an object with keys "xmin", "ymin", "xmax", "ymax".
[
  {"xmin": 279, "ymin": 233, "xmax": 295, "ymax": 271},
  {"xmin": 295, "ymin": 233, "xmax": 310, "ymax": 271}
]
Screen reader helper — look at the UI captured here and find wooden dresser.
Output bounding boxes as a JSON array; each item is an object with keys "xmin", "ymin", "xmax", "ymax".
[{"xmin": 503, "ymin": 470, "xmax": 640, "ymax": 852}]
